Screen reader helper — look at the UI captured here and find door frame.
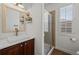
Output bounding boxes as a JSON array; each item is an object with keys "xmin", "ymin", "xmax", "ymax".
[{"xmin": 49, "ymin": 10, "xmax": 56, "ymax": 47}]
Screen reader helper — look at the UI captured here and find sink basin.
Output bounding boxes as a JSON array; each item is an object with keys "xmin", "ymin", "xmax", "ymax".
[
  {"xmin": 7, "ymin": 37, "xmax": 20, "ymax": 43},
  {"xmin": 0, "ymin": 33, "xmax": 33, "ymax": 49},
  {"xmin": 7, "ymin": 34, "xmax": 30, "ymax": 43}
]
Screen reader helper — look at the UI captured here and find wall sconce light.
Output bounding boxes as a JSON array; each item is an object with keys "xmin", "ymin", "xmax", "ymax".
[
  {"xmin": 20, "ymin": 16, "xmax": 25, "ymax": 24},
  {"xmin": 25, "ymin": 12, "xmax": 32, "ymax": 23}
]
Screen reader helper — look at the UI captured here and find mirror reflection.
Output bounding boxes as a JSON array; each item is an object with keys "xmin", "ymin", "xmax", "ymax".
[{"xmin": 1, "ymin": 4, "xmax": 27, "ymax": 33}]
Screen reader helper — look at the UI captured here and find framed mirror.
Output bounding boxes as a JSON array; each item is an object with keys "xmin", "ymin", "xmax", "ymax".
[{"xmin": 2, "ymin": 4, "xmax": 26, "ymax": 32}]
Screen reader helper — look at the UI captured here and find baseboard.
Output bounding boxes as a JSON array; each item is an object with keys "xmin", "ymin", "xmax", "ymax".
[{"xmin": 47, "ymin": 47, "xmax": 54, "ymax": 55}]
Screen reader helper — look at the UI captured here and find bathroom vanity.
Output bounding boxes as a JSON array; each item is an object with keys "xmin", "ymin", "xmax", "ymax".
[
  {"xmin": 0, "ymin": 37, "xmax": 34, "ymax": 55},
  {"xmin": 0, "ymin": 4, "xmax": 34, "ymax": 55}
]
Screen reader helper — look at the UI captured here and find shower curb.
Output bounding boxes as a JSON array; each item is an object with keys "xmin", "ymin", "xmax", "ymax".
[{"xmin": 47, "ymin": 47, "xmax": 54, "ymax": 55}]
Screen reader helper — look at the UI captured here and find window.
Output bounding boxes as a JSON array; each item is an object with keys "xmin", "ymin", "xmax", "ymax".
[{"xmin": 60, "ymin": 5, "xmax": 72, "ymax": 33}]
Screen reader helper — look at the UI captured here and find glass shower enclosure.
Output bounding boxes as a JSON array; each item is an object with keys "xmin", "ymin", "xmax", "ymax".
[{"xmin": 44, "ymin": 9, "xmax": 52, "ymax": 55}]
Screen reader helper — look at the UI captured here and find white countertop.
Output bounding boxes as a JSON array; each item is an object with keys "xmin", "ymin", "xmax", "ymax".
[{"xmin": 0, "ymin": 33, "xmax": 34, "ymax": 50}]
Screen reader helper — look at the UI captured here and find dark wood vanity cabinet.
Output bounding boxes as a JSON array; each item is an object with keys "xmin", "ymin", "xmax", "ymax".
[
  {"xmin": 0, "ymin": 38, "xmax": 34, "ymax": 55},
  {"xmin": 24, "ymin": 39, "xmax": 34, "ymax": 55},
  {"xmin": 0, "ymin": 43, "xmax": 23, "ymax": 55}
]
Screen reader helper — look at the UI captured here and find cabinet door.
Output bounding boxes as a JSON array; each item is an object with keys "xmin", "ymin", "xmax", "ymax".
[
  {"xmin": 0, "ymin": 43, "xmax": 23, "ymax": 55},
  {"xmin": 24, "ymin": 39, "xmax": 34, "ymax": 55}
]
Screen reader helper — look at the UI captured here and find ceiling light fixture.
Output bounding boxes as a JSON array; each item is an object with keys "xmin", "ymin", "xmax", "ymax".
[{"xmin": 16, "ymin": 3, "xmax": 24, "ymax": 9}]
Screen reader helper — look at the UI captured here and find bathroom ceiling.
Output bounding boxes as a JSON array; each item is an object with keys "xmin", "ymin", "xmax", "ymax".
[
  {"xmin": 44, "ymin": 3, "xmax": 72, "ymax": 11},
  {"xmin": 44, "ymin": 3, "xmax": 72, "ymax": 7},
  {"xmin": 22, "ymin": 3, "xmax": 72, "ymax": 11},
  {"xmin": 22, "ymin": 3, "xmax": 33, "ymax": 9}
]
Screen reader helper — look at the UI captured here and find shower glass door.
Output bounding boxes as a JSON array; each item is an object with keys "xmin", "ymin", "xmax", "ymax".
[{"xmin": 44, "ymin": 10, "xmax": 52, "ymax": 55}]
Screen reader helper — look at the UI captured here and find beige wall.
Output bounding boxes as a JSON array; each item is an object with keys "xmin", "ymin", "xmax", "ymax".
[
  {"xmin": 0, "ymin": 4, "xmax": 2, "ymax": 33},
  {"xmin": 25, "ymin": 4, "xmax": 43, "ymax": 55}
]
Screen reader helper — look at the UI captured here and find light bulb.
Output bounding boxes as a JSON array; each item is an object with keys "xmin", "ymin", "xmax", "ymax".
[{"xmin": 18, "ymin": 4, "xmax": 24, "ymax": 8}]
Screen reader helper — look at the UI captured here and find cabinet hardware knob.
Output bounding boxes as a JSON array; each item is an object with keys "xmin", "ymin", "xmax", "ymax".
[
  {"xmin": 25, "ymin": 43, "xmax": 27, "ymax": 45},
  {"xmin": 21, "ymin": 44, "xmax": 23, "ymax": 47}
]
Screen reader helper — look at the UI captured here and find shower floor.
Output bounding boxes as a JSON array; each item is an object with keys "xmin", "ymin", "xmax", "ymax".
[{"xmin": 44, "ymin": 43, "xmax": 51, "ymax": 55}]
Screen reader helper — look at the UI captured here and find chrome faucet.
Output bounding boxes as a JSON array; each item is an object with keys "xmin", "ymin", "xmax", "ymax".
[{"xmin": 15, "ymin": 28, "xmax": 19, "ymax": 36}]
